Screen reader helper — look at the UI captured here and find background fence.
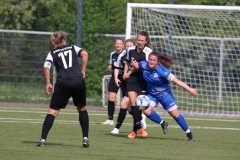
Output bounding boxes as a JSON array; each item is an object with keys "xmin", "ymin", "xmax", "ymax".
[
  {"xmin": 0, "ymin": 29, "xmax": 119, "ymax": 105},
  {"xmin": 0, "ymin": 1, "xmax": 240, "ymax": 117}
]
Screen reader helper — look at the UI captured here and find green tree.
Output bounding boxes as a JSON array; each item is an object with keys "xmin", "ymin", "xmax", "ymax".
[
  {"xmin": 0, "ymin": 0, "xmax": 239, "ymax": 103},
  {"xmin": 0, "ymin": 0, "xmax": 36, "ymax": 29}
]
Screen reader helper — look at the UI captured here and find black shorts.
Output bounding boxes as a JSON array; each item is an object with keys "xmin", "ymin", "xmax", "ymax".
[
  {"xmin": 50, "ymin": 79, "xmax": 86, "ymax": 109},
  {"xmin": 126, "ymin": 75, "xmax": 147, "ymax": 95},
  {"xmin": 108, "ymin": 76, "xmax": 119, "ymax": 93},
  {"xmin": 108, "ymin": 74, "xmax": 128, "ymax": 97},
  {"xmin": 119, "ymin": 80, "xmax": 128, "ymax": 97}
]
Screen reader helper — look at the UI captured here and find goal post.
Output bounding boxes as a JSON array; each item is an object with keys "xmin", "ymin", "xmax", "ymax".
[{"xmin": 126, "ymin": 3, "xmax": 240, "ymax": 116}]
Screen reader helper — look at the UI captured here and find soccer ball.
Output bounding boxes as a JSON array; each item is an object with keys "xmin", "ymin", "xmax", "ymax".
[{"xmin": 135, "ymin": 95, "xmax": 150, "ymax": 110}]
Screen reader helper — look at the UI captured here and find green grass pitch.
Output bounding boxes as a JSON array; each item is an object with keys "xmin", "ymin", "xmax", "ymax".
[{"xmin": 0, "ymin": 105, "xmax": 240, "ymax": 160}]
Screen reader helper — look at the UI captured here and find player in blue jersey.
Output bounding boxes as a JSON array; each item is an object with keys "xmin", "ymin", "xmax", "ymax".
[
  {"xmin": 36, "ymin": 31, "xmax": 90, "ymax": 147},
  {"xmin": 102, "ymin": 38, "xmax": 125, "ymax": 125},
  {"xmin": 131, "ymin": 52, "xmax": 197, "ymax": 141}
]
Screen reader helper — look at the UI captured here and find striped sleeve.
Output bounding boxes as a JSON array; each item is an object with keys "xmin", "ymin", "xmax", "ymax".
[{"xmin": 43, "ymin": 52, "xmax": 53, "ymax": 69}]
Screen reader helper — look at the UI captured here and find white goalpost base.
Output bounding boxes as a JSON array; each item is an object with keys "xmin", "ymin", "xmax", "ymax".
[
  {"xmin": 102, "ymin": 75, "xmax": 121, "ymax": 107},
  {"xmin": 125, "ymin": 3, "xmax": 240, "ymax": 116}
]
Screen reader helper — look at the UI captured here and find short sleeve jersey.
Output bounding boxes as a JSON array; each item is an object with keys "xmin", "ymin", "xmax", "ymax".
[
  {"xmin": 126, "ymin": 45, "xmax": 152, "ymax": 83},
  {"xmin": 44, "ymin": 45, "xmax": 83, "ymax": 82},
  {"xmin": 126, "ymin": 45, "xmax": 152, "ymax": 62},
  {"xmin": 138, "ymin": 60, "xmax": 174, "ymax": 99},
  {"xmin": 114, "ymin": 50, "xmax": 127, "ymax": 73},
  {"xmin": 109, "ymin": 50, "xmax": 124, "ymax": 74}
]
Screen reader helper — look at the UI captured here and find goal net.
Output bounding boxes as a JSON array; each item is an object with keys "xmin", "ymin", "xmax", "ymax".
[{"xmin": 126, "ymin": 3, "xmax": 240, "ymax": 116}]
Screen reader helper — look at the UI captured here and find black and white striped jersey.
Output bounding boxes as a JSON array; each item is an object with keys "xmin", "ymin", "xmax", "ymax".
[
  {"xmin": 108, "ymin": 50, "xmax": 124, "ymax": 71},
  {"xmin": 114, "ymin": 50, "xmax": 127, "ymax": 72},
  {"xmin": 43, "ymin": 45, "xmax": 84, "ymax": 82}
]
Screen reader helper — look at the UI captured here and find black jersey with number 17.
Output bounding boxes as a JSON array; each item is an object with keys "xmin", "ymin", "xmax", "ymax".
[{"xmin": 44, "ymin": 45, "xmax": 83, "ymax": 82}]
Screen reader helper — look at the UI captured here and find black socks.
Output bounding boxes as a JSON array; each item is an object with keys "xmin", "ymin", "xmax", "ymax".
[
  {"xmin": 115, "ymin": 108, "xmax": 127, "ymax": 129},
  {"xmin": 79, "ymin": 110, "xmax": 89, "ymax": 138},
  {"xmin": 41, "ymin": 114, "xmax": 55, "ymax": 140},
  {"xmin": 108, "ymin": 101, "xmax": 115, "ymax": 120}
]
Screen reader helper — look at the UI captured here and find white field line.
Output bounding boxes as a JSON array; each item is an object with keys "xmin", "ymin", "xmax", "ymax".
[
  {"xmin": 0, "ymin": 106, "xmax": 107, "ymax": 113},
  {"xmin": 0, "ymin": 109, "xmax": 105, "ymax": 115},
  {"xmin": 0, "ymin": 109, "xmax": 240, "ymax": 122},
  {"xmin": 0, "ymin": 117, "xmax": 240, "ymax": 131}
]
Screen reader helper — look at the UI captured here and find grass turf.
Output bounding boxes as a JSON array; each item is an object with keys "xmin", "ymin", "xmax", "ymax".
[{"xmin": 0, "ymin": 106, "xmax": 240, "ymax": 160}]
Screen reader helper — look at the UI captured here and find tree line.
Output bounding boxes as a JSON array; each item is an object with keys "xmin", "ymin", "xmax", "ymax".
[{"xmin": 0, "ymin": 0, "xmax": 239, "ymax": 98}]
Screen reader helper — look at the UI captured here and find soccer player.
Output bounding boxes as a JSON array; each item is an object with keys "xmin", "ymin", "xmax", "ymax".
[
  {"xmin": 131, "ymin": 51, "xmax": 197, "ymax": 141},
  {"xmin": 110, "ymin": 38, "xmax": 147, "ymax": 134},
  {"xmin": 123, "ymin": 31, "xmax": 153, "ymax": 139},
  {"xmin": 102, "ymin": 38, "xmax": 125, "ymax": 125},
  {"xmin": 115, "ymin": 38, "xmax": 167, "ymax": 137},
  {"xmin": 36, "ymin": 31, "xmax": 90, "ymax": 147}
]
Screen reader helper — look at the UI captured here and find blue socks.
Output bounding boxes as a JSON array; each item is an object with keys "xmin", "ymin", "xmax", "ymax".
[
  {"xmin": 175, "ymin": 114, "xmax": 189, "ymax": 131},
  {"xmin": 147, "ymin": 112, "xmax": 189, "ymax": 132},
  {"xmin": 147, "ymin": 110, "xmax": 162, "ymax": 124}
]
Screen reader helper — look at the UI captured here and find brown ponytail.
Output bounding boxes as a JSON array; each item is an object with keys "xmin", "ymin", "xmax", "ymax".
[
  {"xmin": 49, "ymin": 31, "xmax": 67, "ymax": 51},
  {"xmin": 149, "ymin": 52, "xmax": 174, "ymax": 69}
]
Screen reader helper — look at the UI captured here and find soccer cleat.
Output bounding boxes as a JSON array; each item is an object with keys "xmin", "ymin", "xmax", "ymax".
[
  {"xmin": 36, "ymin": 139, "xmax": 45, "ymax": 147},
  {"xmin": 82, "ymin": 138, "xmax": 90, "ymax": 148},
  {"xmin": 102, "ymin": 119, "xmax": 114, "ymax": 125},
  {"xmin": 138, "ymin": 128, "xmax": 148, "ymax": 138},
  {"xmin": 127, "ymin": 132, "xmax": 137, "ymax": 139},
  {"xmin": 141, "ymin": 114, "xmax": 147, "ymax": 129},
  {"xmin": 161, "ymin": 121, "xmax": 168, "ymax": 134},
  {"xmin": 110, "ymin": 128, "xmax": 119, "ymax": 134},
  {"xmin": 186, "ymin": 132, "xmax": 195, "ymax": 141}
]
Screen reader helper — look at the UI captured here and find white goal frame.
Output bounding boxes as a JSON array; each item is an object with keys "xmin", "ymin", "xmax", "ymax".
[
  {"xmin": 125, "ymin": 3, "xmax": 240, "ymax": 117},
  {"xmin": 102, "ymin": 75, "xmax": 121, "ymax": 107},
  {"xmin": 126, "ymin": 3, "xmax": 240, "ymax": 39}
]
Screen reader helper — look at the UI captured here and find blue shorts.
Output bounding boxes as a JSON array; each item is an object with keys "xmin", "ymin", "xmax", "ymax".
[{"xmin": 147, "ymin": 93, "xmax": 176, "ymax": 111}]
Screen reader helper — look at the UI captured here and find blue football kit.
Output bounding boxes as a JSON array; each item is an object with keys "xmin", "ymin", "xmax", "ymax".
[
  {"xmin": 138, "ymin": 60, "xmax": 176, "ymax": 111},
  {"xmin": 138, "ymin": 60, "xmax": 193, "ymax": 138}
]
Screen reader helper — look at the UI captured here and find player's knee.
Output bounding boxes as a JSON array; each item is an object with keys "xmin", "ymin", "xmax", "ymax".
[
  {"xmin": 48, "ymin": 108, "xmax": 60, "ymax": 117},
  {"xmin": 120, "ymin": 99, "xmax": 128, "ymax": 109},
  {"xmin": 168, "ymin": 109, "xmax": 179, "ymax": 119},
  {"xmin": 77, "ymin": 106, "xmax": 87, "ymax": 112},
  {"xmin": 143, "ymin": 106, "xmax": 151, "ymax": 116},
  {"xmin": 108, "ymin": 92, "xmax": 116, "ymax": 101}
]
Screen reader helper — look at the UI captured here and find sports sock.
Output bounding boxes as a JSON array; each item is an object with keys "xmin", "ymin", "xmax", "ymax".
[
  {"xmin": 41, "ymin": 114, "xmax": 55, "ymax": 140},
  {"xmin": 108, "ymin": 101, "xmax": 115, "ymax": 120},
  {"xmin": 128, "ymin": 111, "xmax": 133, "ymax": 116},
  {"xmin": 174, "ymin": 114, "xmax": 189, "ymax": 132},
  {"xmin": 79, "ymin": 110, "xmax": 89, "ymax": 138},
  {"xmin": 131, "ymin": 106, "xmax": 142, "ymax": 129},
  {"xmin": 129, "ymin": 110, "xmax": 137, "ymax": 133},
  {"xmin": 140, "ymin": 110, "xmax": 143, "ymax": 120},
  {"xmin": 133, "ymin": 125, "xmax": 137, "ymax": 133},
  {"xmin": 115, "ymin": 108, "xmax": 127, "ymax": 129},
  {"xmin": 147, "ymin": 110, "xmax": 162, "ymax": 124}
]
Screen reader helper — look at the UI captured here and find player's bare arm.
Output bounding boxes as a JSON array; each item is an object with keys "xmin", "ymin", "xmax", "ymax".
[
  {"xmin": 80, "ymin": 50, "xmax": 88, "ymax": 78},
  {"xmin": 43, "ymin": 67, "xmax": 53, "ymax": 96},
  {"xmin": 114, "ymin": 68, "xmax": 121, "ymax": 87},
  {"xmin": 172, "ymin": 77, "xmax": 197, "ymax": 96},
  {"xmin": 123, "ymin": 61, "xmax": 131, "ymax": 80}
]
